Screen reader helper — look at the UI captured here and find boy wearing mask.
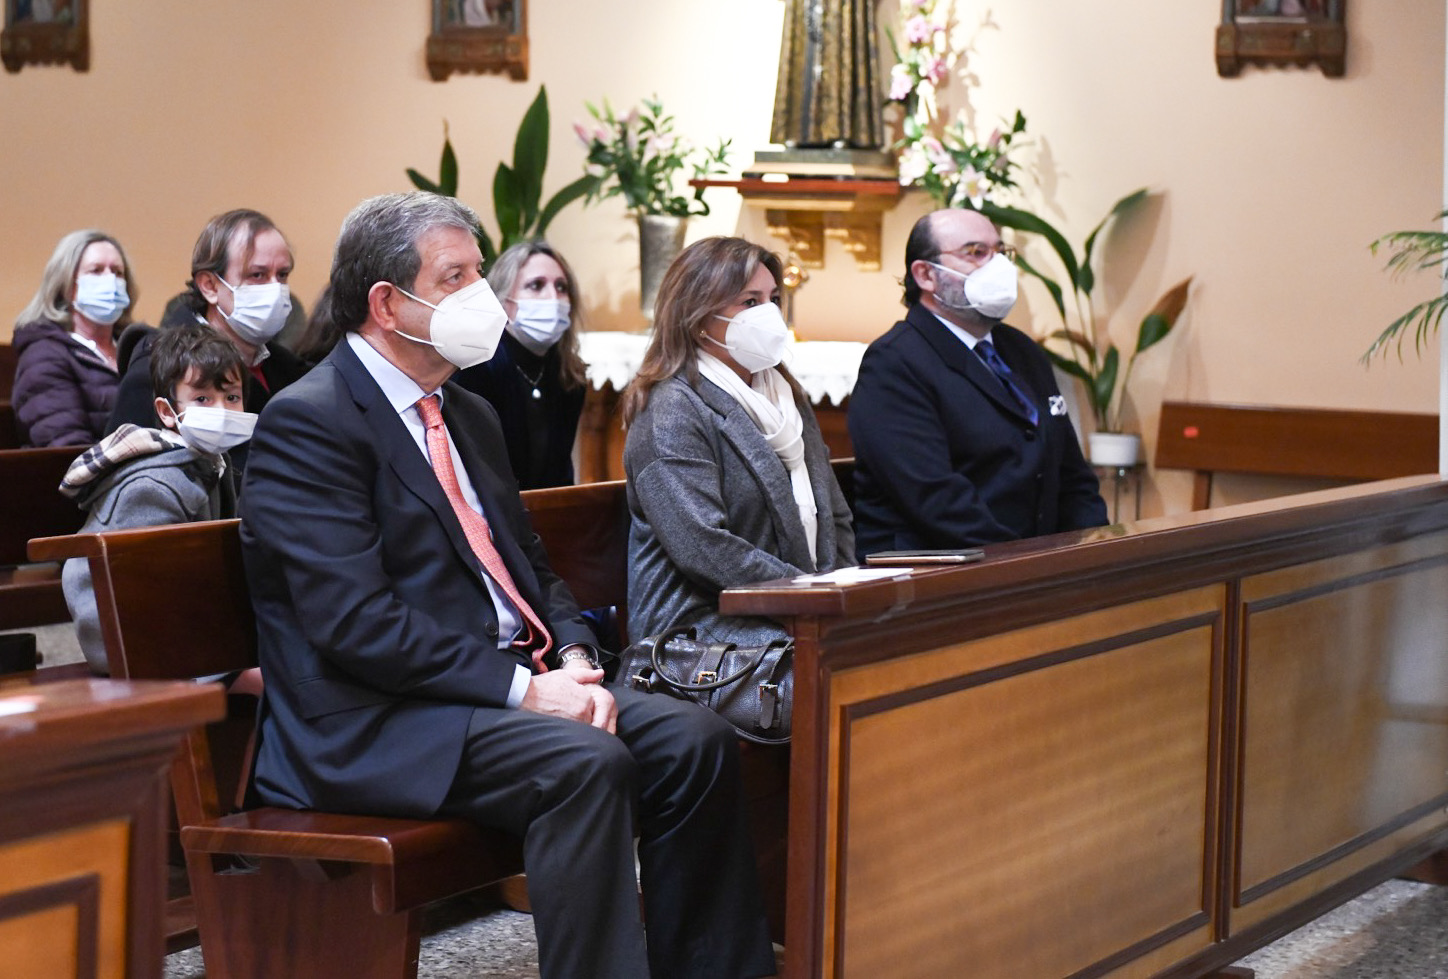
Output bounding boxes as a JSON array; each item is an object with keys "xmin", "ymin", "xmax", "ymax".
[{"xmin": 60, "ymin": 322, "xmax": 254, "ymax": 673}]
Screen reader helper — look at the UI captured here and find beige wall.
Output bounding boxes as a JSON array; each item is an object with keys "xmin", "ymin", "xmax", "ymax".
[{"xmin": 1, "ymin": 0, "xmax": 1442, "ymax": 513}]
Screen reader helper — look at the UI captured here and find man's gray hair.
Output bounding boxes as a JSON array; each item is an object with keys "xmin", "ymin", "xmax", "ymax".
[{"xmin": 328, "ymin": 192, "xmax": 481, "ymax": 332}]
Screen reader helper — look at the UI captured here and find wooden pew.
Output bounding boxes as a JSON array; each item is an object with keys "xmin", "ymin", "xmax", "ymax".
[
  {"xmin": 0, "ymin": 342, "xmax": 15, "ymax": 399},
  {"xmin": 0, "ymin": 403, "xmax": 16, "ymax": 450},
  {"xmin": 31, "ymin": 520, "xmax": 524, "ymax": 979},
  {"xmin": 0, "ymin": 445, "xmax": 85, "ymax": 632},
  {"xmin": 723, "ymin": 474, "xmax": 1448, "ymax": 978},
  {"xmin": 25, "ymin": 464, "xmax": 859, "ymax": 974},
  {"xmin": 1155, "ymin": 400, "xmax": 1438, "ymax": 509},
  {"xmin": 1, "ymin": 343, "xmax": 16, "ymax": 449}
]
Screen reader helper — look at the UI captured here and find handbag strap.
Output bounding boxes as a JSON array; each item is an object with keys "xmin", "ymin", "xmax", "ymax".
[{"xmin": 648, "ymin": 632, "xmax": 791, "ymax": 692}]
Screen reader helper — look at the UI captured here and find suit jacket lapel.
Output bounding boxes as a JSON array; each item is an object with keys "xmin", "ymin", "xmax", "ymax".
[
  {"xmin": 695, "ymin": 377, "xmax": 816, "ymax": 570},
  {"xmin": 905, "ymin": 305, "xmax": 1035, "ymax": 424},
  {"xmin": 331, "ymin": 342, "xmax": 487, "ymax": 583},
  {"xmin": 441, "ymin": 391, "xmax": 553, "ymax": 616}
]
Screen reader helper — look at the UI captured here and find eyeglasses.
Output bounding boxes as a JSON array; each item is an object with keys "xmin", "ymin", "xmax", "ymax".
[{"xmin": 936, "ymin": 241, "xmax": 1017, "ymax": 263}]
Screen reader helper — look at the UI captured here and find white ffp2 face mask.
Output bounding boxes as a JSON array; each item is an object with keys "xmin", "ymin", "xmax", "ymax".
[
  {"xmin": 72, "ymin": 272, "xmax": 130, "ymax": 327},
  {"xmin": 929, "ymin": 253, "xmax": 1018, "ymax": 320},
  {"xmin": 396, "ymin": 277, "xmax": 509, "ymax": 370},
  {"xmin": 167, "ymin": 404, "xmax": 258, "ymax": 455},
  {"xmin": 709, "ymin": 302, "xmax": 791, "ymax": 374},
  {"xmin": 508, "ymin": 299, "xmax": 571, "ymax": 355},
  {"xmin": 217, "ymin": 276, "xmax": 292, "ymax": 346}
]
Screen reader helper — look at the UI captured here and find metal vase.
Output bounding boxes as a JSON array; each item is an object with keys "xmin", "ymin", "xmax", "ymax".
[{"xmin": 637, "ymin": 213, "xmax": 688, "ymax": 322}]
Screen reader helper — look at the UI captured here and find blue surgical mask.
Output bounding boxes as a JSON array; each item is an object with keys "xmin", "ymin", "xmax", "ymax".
[{"xmin": 72, "ymin": 272, "xmax": 129, "ymax": 326}]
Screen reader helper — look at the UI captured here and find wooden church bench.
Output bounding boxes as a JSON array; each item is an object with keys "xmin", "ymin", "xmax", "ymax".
[
  {"xmin": 24, "ymin": 462, "xmax": 861, "ymax": 971},
  {"xmin": 0, "ymin": 445, "xmax": 85, "ymax": 635},
  {"xmin": 1155, "ymin": 400, "xmax": 1438, "ymax": 509}
]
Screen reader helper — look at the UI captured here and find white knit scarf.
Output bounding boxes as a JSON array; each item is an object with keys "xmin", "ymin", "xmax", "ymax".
[{"xmin": 697, "ymin": 351, "xmax": 818, "ymax": 564}]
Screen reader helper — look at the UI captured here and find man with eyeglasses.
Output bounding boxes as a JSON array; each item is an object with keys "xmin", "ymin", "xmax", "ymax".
[{"xmin": 848, "ymin": 208, "xmax": 1107, "ymax": 557}]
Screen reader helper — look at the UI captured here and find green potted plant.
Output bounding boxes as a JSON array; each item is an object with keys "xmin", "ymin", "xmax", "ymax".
[
  {"xmin": 574, "ymin": 95, "xmax": 730, "ymax": 319},
  {"xmin": 407, "ymin": 86, "xmax": 593, "ymax": 266},
  {"xmin": 979, "ymin": 190, "xmax": 1193, "ymax": 466},
  {"xmin": 1364, "ymin": 209, "xmax": 1448, "ymax": 362}
]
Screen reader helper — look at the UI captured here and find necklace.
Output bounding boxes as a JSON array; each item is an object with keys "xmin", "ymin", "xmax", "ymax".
[{"xmin": 515, "ymin": 362, "xmax": 545, "ymax": 400}]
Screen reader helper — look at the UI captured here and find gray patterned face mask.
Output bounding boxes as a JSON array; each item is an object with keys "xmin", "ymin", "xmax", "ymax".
[{"xmin": 929, "ymin": 254, "xmax": 1018, "ymax": 320}]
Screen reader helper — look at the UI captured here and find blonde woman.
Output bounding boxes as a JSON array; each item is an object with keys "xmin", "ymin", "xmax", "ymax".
[{"xmin": 12, "ymin": 230, "xmax": 136, "ymax": 447}]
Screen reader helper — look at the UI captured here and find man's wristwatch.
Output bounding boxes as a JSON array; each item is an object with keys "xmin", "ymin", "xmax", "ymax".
[{"xmin": 558, "ymin": 646, "xmax": 599, "ymax": 670}]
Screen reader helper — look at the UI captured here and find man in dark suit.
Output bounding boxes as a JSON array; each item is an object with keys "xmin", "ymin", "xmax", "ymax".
[
  {"xmin": 848, "ymin": 208, "xmax": 1107, "ymax": 556},
  {"xmin": 239, "ymin": 192, "xmax": 774, "ymax": 979}
]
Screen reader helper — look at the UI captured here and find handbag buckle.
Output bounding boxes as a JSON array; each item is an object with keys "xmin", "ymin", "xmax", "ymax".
[
  {"xmin": 693, "ymin": 670, "xmax": 718, "ymax": 685},
  {"xmin": 759, "ymin": 682, "xmax": 780, "ymax": 728}
]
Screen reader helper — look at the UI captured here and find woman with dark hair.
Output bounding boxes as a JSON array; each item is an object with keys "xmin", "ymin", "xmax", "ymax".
[
  {"xmin": 452, "ymin": 239, "xmax": 589, "ymax": 489},
  {"xmin": 622, "ymin": 236, "xmax": 854, "ymax": 647},
  {"xmin": 106, "ymin": 208, "xmax": 308, "ymax": 442},
  {"xmin": 12, "ymin": 230, "xmax": 136, "ymax": 447}
]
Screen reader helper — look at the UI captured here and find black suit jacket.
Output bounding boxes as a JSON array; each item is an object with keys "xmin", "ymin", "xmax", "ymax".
[
  {"xmin": 239, "ymin": 339, "xmax": 597, "ymax": 817},
  {"xmin": 848, "ymin": 304, "xmax": 1107, "ymax": 555}
]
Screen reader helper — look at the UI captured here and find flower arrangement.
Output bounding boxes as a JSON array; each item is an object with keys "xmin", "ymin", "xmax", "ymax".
[
  {"xmin": 576, "ymin": 96, "xmax": 731, "ymax": 219},
  {"xmin": 886, "ymin": 0, "xmax": 1027, "ymax": 209}
]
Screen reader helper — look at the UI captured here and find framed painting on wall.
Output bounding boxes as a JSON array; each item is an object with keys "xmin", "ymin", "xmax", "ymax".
[
  {"xmin": 1217, "ymin": 0, "xmax": 1346, "ymax": 78},
  {"xmin": 1, "ymin": 0, "xmax": 88, "ymax": 73},
  {"xmin": 426, "ymin": 0, "xmax": 527, "ymax": 82}
]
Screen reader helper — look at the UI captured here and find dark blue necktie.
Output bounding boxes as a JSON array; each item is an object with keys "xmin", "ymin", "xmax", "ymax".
[{"xmin": 975, "ymin": 339, "xmax": 1039, "ymax": 426}]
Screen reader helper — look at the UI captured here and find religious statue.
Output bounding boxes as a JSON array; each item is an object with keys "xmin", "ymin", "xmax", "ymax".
[{"xmin": 770, "ymin": 0, "xmax": 884, "ymax": 149}]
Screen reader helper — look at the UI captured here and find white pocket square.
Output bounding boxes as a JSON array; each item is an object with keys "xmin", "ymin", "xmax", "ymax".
[{"xmin": 1048, "ymin": 395, "xmax": 1068, "ymax": 417}]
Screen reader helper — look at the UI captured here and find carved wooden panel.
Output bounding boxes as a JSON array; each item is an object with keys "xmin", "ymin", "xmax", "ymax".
[
  {"xmin": 1232, "ymin": 536, "xmax": 1448, "ymax": 929},
  {"xmin": 825, "ymin": 590, "xmax": 1225, "ymax": 979},
  {"xmin": 0, "ymin": 820, "xmax": 129, "ymax": 978}
]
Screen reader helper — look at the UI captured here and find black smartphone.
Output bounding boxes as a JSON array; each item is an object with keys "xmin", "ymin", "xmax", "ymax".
[{"xmin": 864, "ymin": 549, "xmax": 986, "ymax": 566}]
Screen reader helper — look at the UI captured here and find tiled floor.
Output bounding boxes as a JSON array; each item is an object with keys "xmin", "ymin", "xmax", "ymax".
[{"xmin": 162, "ymin": 879, "xmax": 1448, "ymax": 978}]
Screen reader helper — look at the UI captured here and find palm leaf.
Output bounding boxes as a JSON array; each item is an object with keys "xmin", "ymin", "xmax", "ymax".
[
  {"xmin": 1365, "ymin": 211, "xmax": 1448, "ymax": 361},
  {"xmin": 1135, "ymin": 276, "xmax": 1193, "ymax": 355},
  {"xmin": 1362, "ymin": 294, "xmax": 1448, "ymax": 363},
  {"xmin": 1044, "ymin": 347, "xmax": 1093, "ymax": 386},
  {"xmin": 1014, "ymin": 251, "xmax": 1066, "ymax": 321},
  {"xmin": 1047, "ymin": 328, "xmax": 1095, "ymax": 358},
  {"xmin": 538, "ymin": 175, "xmax": 597, "ymax": 234},
  {"xmin": 511, "ymin": 87, "xmax": 549, "ymax": 232},
  {"xmin": 978, "ymin": 201, "xmax": 1080, "ymax": 292},
  {"xmin": 1092, "ymin": 345, "xmax": 1120, "ymax": 423},
  {"xmin": 439, "ymin": 128, "xmax": 459, "ymax": 197},
  {"xmin": 493, "ymin": 163, "xmax": 522, "ymax": 244},
  {"xmin": 1079, "ymin": 189, "xmax": 1147, "ymax": 294},
  {"xmin": 406, "ymin": 169, "xmax": 440, "ymax": 194}
]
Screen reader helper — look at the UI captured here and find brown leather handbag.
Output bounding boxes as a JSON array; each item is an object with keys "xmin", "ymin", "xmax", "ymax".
[{"xmin": 617, "ymin": 629, "xmax": 792, "ymax": 744}]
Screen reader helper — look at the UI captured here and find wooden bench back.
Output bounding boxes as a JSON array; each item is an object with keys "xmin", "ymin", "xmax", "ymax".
[
  {"xmin": 0, "ymin": 403, "xmax": 16, "ymax": 450},
  {"xmin": 520, "ymin": 479, "xmax": 629, "ymax": 615},
  {"xmin": 32, "ymin": 519, "xmax": 256, "ymax": 681},
  {"xmin": 1155, "ymin": 401, "xmax": 1439, "ymax": 509},
  {"xmin": 516, "ymin": 458, "xmax": 855, "ymax": 639},
  {"xmin": 0, "ymin": 446, "xmax": 85, "ymax": 567},
  {"xmin": 1, "ymin": 446, "xmax": 86, "ymax": 630}
]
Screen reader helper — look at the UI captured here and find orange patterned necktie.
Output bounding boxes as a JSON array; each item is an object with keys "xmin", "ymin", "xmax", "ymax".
[{"xmin": 416, "ymin": 395, "xmax": 552, "ymax": 670}]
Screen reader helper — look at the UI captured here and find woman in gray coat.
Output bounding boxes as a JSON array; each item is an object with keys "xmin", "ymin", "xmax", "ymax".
[{"xmin": 621, "ymin": 237, "xmax": 855, "ymax": 647}]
